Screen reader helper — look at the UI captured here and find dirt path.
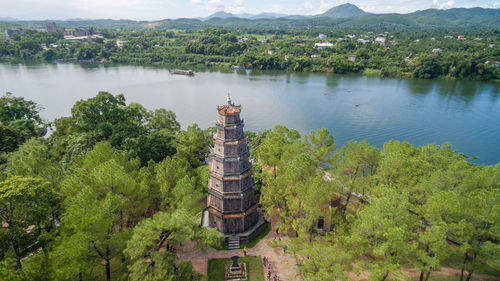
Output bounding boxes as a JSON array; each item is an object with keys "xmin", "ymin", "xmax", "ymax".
[{"xmin": 177, "ymin": 227, "xmax": 301, "ymax": 280}]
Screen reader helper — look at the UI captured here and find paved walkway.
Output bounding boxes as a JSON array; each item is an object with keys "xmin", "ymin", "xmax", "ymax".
[{"xmin": 177, "ymin": 227, "xmax": 301, "ymax": 281}]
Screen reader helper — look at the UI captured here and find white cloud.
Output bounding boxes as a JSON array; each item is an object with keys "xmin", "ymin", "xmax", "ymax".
[
  {"xmin": 190, "ymin": 0, "xmax": 225, "ymax": 13},
  {"xmin": 440, "ymin": 0, "xmax": 455, "ymax": 8},
  {"xmin": 226, "ymin": 0, "xmax": 246, "ymax": 14}
]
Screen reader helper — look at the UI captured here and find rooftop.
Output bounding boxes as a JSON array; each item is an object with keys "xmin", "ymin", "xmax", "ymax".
[{"xmin": 217, "ymin": 95, "xmax": 241, "ymax": 115}]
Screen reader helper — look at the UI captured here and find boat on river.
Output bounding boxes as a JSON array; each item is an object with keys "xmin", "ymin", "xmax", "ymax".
[{"xmin": 170, "ymin": 69, "xmax": 194, "ymax": 76}]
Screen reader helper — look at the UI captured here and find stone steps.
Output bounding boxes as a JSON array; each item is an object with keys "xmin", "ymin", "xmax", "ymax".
[{"xmin": 227, "ymin": 236, "xmax": 240, "ymax": 250}]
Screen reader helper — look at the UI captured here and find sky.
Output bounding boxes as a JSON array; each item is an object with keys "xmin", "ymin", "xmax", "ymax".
[{"xmin": 0, "ymin": 0, "xmax": 498, "ymax": 20}]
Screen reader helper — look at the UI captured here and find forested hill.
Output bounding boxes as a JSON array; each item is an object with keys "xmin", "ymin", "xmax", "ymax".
[{"xmin": 2, "ymin": 5, "xmax": 500, "ymax": 30}]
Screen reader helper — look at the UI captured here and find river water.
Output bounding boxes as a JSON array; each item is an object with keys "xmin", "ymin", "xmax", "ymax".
[{"xmin": 1, "ymin": 63, "xmax": 499, "ymax": 164}]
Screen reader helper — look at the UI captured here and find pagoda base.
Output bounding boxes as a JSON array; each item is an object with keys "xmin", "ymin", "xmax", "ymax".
[
  {"xmin": 224, "ymin": 213, "xmax": 266, "ymax": 243},
  {"xmin": 201, "ymin": 209, "xmax": 267, "ymax": 243}
]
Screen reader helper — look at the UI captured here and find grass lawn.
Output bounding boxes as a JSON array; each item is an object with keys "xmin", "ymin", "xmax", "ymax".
[
  {"xmin": 241, "ymin": 222, "xmax": 271, "ymax": 249},
  {"xmin": 207, "ymin": 256, "xmax": 264, "ymax": 281}
]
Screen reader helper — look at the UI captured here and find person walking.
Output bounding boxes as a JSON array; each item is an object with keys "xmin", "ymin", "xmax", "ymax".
[
  {"xmin": 267, "ymin": 271, "xmax": 271, "ymax": 280},
  {"xmin": 268, "ymin": 262, "xmax": 271, "ymax": 270},
  {"xmin": 262, "ymin": 256, "xmax": 266, "ymax": 266},
  {"xmin": 243, "ymin": 246, "xmax": 247, "ymax": 256}
]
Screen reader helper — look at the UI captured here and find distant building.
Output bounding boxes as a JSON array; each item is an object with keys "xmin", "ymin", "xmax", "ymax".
[
  {"xmin": 318, "ymin": 33, "xmax": 327, "ymax": 40},
  {"xmin": 295, "ymin": 43, "xmax": 305, "ymax": 46},
  {"xmin": 314, "ymin": 42, "xmax": 334, "ymax": 49},
  {"xmin": 61, "ymin": 28, "xmax": 90, "ymax": 37},
  {"xmin": 116, "ymin": 40, "xmax": 128, "ymax": 48},
  {"xmin": 474, "ymin": 37, "xmax": 483, "ymax": 41},
  {"xmin": 414, "ymin": 39, "xmax": 420, "ymax": 42},
  {"xmin": 284, "ymin": 55, "xmax": 289, "ymax": 61},
  {"xmin": 430, "ymin": 37, "xmax": 436, "ymax": 41},
  {"xmin": 375, "ymin": 37, "xmax": 386, "ymax": 44},
  {"xmin": 489, "ymin": 43, "xmax": 496, "ymax": 48},
  {"xmin": 46, "ymin": 22, "xmax": 57, "ymax": 32},
  {"xmin": 267, "ymin": 49, "xmax": 275, "ymax": 55},
  {"xmin": 389, "ymin": 40, "xmax": 398, "ymax": 45},
  {"xmin": 405, "ymin": 55, "xmax": 411, "ymax": 62},
  {"xmin": 259, "ymin": 38, "xmax": 268, "ymax": 44},
  {"xmin": 348, "ymin": 54, "xmax": 357, "ymax": 62},
  {"xmin": 357, "ymin": 39, "xmax": 369, "ymax": 44},
  {"xmin": 457, "ymin": 35, "xmax": 466, "ymax": 40},
  {"xmin": 237, "ymin": 37, "xmax": 248, "ymax": 43},
  {"xmin": 432, "ymin": 48, "xmax": 443, "ymax": 54},
  {"xmin": 444, "ymin": 35, "xmax": 453, "ymax": 39}
]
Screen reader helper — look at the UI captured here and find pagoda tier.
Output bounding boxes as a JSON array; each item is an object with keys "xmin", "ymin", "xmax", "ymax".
[{"xmin": 206, "ymin": 97, "xmax": 263, "ymax": 235}]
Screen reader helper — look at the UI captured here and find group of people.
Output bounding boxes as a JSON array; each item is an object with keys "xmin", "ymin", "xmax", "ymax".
[{"xmin": 262, "ymin": 256, "xmax": 280, "ymax": 281}]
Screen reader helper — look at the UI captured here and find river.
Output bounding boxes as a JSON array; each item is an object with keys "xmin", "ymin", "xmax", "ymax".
[{"xmin": 1, "ymin": 63, "xmax": 499, "ymax": 164}]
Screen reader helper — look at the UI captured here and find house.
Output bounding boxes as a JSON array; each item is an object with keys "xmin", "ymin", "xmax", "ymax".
[
  {"xmin": 489, "ymin": 43, "xmax": 496, "ymax": 48},
  {"xmin": 431, "ymin": 37, "xmax": 436, "ymax": 41},
  {"xmin": 405, "ymin": 55, "xmax": 411, "ymax": 62},
  {"xmin": 485, "ymin": 61, "xmax": 499, "ymax": 67},
  {"xmin": 357, "ymin": 39, "xmax": 369, "ymax": 44},
  {"xmin": 314, "ymin": 42, "xmax": 334, "ymax": 49},
  {"xmin": 318, "ymin": 33, "xmax": 327, "ymax": 40},
  {"xmin": 375, "ymin": 37, "xmax": 386, "ymax": 44},
  {"xmin": 457, "ymin": 35, "xmax": 466, "ymax": 40},
  {"xmin": 295, "ymin": 43, "xmax": 306, "ymax": 46},
  {"xmin": 474, "ymin": 38, "xmax": 483, "ymax": 41},
  {"xmin": 259, "ymin": 38, "xmax": 268, "ymax": 44},
  {"xmin": 414, "ymin": 39, "xmax": 420, "ymax": 42},
  {"xmin": 284, "ymin": 55, "xmax": 289, "ymax": 61},
  {"xmin": 389, "ymin": 41, "xmax": 398, "ymax": 45},
  {"xmin": 237, "ymin": 37, "xmax": 248, "ymax": 43},
  {"xmin": 348, "ymin": 54, "xmax": 357, "ymax": 62},
  {"xmin": 116, "ymin": 40, "xmax": 128, "ymax": 48},
  {"xmin": 432, "ymin": 48, "xmax": 443, "ymax": 54},
  {"xmin": 444, "ymin": 35, "xmax": 453, "ymax": 39},
  {"xmin": 267, "ymin": 49, "xmax": 276, "ymax": 55}
]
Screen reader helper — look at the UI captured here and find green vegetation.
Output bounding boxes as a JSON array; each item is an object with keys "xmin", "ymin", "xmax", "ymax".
[
  {"xmin": 240, "ymin": 223, "xmax": 271, "ymax": 249},
  {"xmin": 207, "ymin": 256, "xmax": 264, "ymax": 281},
  {"xmin": 254, "ymin": 126, "xmax": 500, "ymax": 281},
  {"xmin": 0, "ymin": 92, "xmax": 221, "ymax": 281},
  {"xmin": 0, "ymin": 91, "xmax": 499, "ymax": 281},
  {"xmin": 1, "ymin": 26, "xmax": 499, "ymax": 80}
]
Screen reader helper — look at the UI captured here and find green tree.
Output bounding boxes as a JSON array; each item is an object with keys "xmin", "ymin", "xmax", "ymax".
[
  {"xmin": 332, "ymin": 140, "xmax": 379, "ymax": 215},
  {"xmin": 0, "ymin": 93, "xmax": 46, "ymax": 153},
  {"xmin": 174, "ymin": 124, "xmax": 211, "ymax": 168},
  {"xmin": 0, "ymin": 177, "xmax": 59, "ymax": 269},
  {"xmin": 303, "ymin": 128, "xmax": 336, "ymax": 167},
  {"xmin": 124, "ymin": 209, "xmax": 221, "ymax": 281}
]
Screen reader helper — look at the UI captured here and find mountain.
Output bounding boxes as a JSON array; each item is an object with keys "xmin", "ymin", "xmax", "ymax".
[
  {"xmin": 4, "ymin": 5, "xmax": 500, "ymax": 29},
  {"xmin": 0, "ymin": 17, "xmax": 18, "ymax": 22},
  {"xmin": 204, "ymin": 11, "xmax": 236, "ymax": 20},
  {"xmin": 204, "ymin": 11, "xmax": 288, "ymax": 20},
  {"xmin": 320, "ymin": 3, "xmax": 366, "ymax": 18},
  {"xmin": 249, "ymin": 12, "xmax": 288, "ymax": 19},
  {"xmin": 410, "ymin": 7, "xmax": 500, "ymax": 21}
]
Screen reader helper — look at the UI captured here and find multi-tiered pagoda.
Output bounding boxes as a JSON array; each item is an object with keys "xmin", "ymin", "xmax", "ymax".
[{"xmin": 205, "ymin": 96, "xmax": 265, "ymax": 242}]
